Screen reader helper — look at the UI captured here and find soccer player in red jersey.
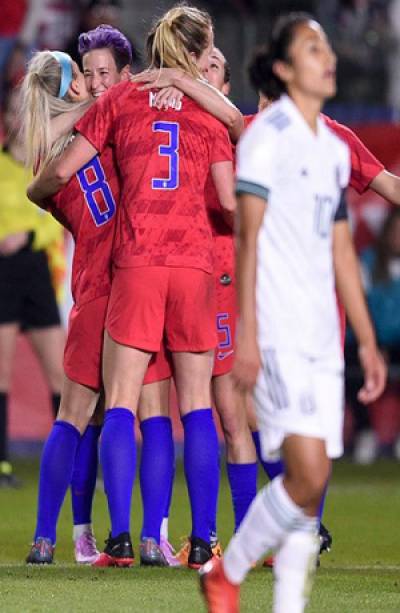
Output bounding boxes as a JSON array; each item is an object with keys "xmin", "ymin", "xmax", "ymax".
[
  {"xmin": 28, "ymin": 5, "xmax": 236, "ymax": 569},
  {"xmin": 22, "ymin": 48, "xmax": 170, "ymax": 566},
  {"xmin": 136, "ymin": 49, "xmax": 257, "ymax": 563},
  {"xmin": 204, "ymin": 50, "xmax": 257, "ymax": 543},
  {"xmin": 76, "ymin": 24, "xmax": 177, "ymax": 568}
]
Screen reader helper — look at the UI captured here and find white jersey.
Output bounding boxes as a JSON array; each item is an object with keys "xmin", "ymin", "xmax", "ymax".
[{"xmin": 236, "ymin": 95, "xmax": 350, "ymax": 361}]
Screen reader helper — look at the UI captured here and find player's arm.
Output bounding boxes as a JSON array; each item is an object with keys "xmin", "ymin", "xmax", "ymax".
[
  {"xmin": 333, "ymin": 217, "xmax": 387, "ymax": 403},
  {"xmin": 50, "ymin": 100, "xmax": 94, "ymax": 143},
  {"xmin": 370, "ymin": 170, "xmax": 400, "ymax": 206},
  {"xmin": 27, "ymin": 134, "xmax": 98, "ymax": 204},
  {"xmin": 232, "ymin": 193, "xmax": 266, "ymax": 392},
  {"xmin": 132, "ymin": 68, "xmax": 244, "ymax": 143},
  {"xmin": 211, "ymin": 161, "xmax": 236, "ymax": 213}
]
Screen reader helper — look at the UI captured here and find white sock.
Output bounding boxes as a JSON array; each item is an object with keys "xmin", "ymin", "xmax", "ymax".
[
  {"xmin": 160, "ymin": 517, "xmax": 169, "ymax": 540},
  {"xmin": 223, "ymin": 476, "xmax": 305, "ymax": 585},
  {"xmin": 73, "ymin": 523, "xmax": 93, "ymax": 541},
  {"xmin": 273, "ymin": 520, "xmax": 319, "ymax": 613}
]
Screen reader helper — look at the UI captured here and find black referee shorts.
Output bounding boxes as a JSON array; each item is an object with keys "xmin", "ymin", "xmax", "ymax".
[{"xmin": 0, "ymin": 242, "xmax": 61, "ymax": 330}]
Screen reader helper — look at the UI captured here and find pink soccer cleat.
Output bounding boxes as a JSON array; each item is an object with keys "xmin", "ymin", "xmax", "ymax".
[
  {"xmin": 160, "ymin": 536, "xmax": 181, "ymax": 567},
  {"xmin": 74, "ymin": 531, "xmax": 100, "ymax": 565}
]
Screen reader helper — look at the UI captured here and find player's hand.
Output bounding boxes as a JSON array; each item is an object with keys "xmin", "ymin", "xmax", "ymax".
[
  {"xmin": 0, "ymin": 232, "xmax": 29, "ymax": 256},
  {"xmin": 357, "ymin": 342, "xmax": 387, "ymax": 404},
  {"xmin": 153, "ymin": 87, "xmax": 183, "ymax": 110},
  {"xmin": 232, "ymin": 332, "xmax": 261, "ymax": 392},
  {"xmin": 130, "ymin": 68, "xmax": 183, "ymax": 90}
]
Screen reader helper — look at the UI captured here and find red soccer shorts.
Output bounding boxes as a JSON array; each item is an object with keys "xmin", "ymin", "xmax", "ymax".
[
  {"xmin": 64, "ymin": 295, "xmax": 172, "ymax": 390},
  {"xmin": 106, "ymin": 266, "xmax": 217, "ymax": 353},
  {"xmin": 213, "ymin": 269, "xmax": 237, "ymax": 377},
  {"xmin": 64, "ymin": 296, "xmax": 107, "ymax": 390}
]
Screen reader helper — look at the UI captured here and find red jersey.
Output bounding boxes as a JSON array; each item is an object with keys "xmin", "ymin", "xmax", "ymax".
[
  {"xmin": 206, "ymin": 166, "xmax": 234, "ymax": 277},
  {"xmin": 322, "ymin": 115, "xmax": 384, "ymax": 194},
  {"xmin": 46, "ymin": 147, "xmax": 119, "ymax": 307},
  {"xmin": 244, "ymin": 114, "xmax": 256, "ymax": 129},
  {"xmin": 76, "ymin": 81, "xmax": 233, "ymax": 274}
]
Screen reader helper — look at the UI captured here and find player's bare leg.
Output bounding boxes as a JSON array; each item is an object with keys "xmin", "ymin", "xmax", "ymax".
[
  {"xmin": 0, "ymin": 323, "xmax": 19, "ymax": 486},
  {"xmin": 213, "ymin": 375, "xmax": 255, "ymax": 464},
  {"xmin": 213, "ymin": 375, "xmax": 257, "ymax": 545},
  {"xmin": 27, "ymin": 325, "xmax": 64, "ymax": 418}
]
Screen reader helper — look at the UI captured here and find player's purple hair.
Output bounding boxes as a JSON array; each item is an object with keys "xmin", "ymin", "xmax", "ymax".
[{"xmin": 78, "ymin": 24, "xmax": 132, "ymax": 71}]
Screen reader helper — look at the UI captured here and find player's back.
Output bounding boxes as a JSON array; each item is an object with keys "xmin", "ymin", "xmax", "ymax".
[
  {"xmin": 47, "ymin": 146, "xmax": 119, "ymax": 306},
  {"xmin": 95, "ymin": 82, "xmax": 232, "ymax": 273}
]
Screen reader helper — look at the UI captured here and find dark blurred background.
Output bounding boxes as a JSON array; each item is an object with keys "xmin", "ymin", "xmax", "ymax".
[{"xmin": 2, "ymin": 0, "xmax": 400, "ymax": 464}]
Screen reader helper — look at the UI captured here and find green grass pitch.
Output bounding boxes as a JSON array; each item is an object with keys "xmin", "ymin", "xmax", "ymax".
[{"xmin": 1, "ymin": 459, "xmax": 400, "ymax": 612}]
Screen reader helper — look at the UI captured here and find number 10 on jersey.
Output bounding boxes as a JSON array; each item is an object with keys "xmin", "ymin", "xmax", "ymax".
[{"xmin": 152, "ymin": 122, "xmax": 180, "ymax": 190}]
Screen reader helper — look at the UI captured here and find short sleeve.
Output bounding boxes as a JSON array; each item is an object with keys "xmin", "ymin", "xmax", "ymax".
[
  {"xmin": 210, "ymin": 123, "xmax": 233, "ymax": 164},
  {"xmin": 75, "ymin": 87, "xmax": 118, "ymax": 153},
  {"xmin": 334, "ymin": 189, "xmax": 348, "ymax": 222},
  {"xmin": 236, "ymin": 118, "xmax": 276, "ymax": 202},
  {"xmin": 323, "ymin": 116, "xmax": 384, "ymax": 194}
]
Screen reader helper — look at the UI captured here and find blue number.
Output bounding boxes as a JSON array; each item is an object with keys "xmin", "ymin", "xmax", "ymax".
[
  {"xmin": 217, "ymin": 313, "xmax": 232, "ymax": 350},
  {"xmin": 152, "ymin": 122, "xmax": 179, "ymax": 190},
  {"xmin": 77, "ymin": 156, "xmax": 116, "ymax": 226}
]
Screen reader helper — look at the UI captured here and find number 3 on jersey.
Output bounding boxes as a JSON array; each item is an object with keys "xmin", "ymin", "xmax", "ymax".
[
  {"xmin": 77, "ymin": 156, "xmax": 116, "ymax": 226},
  {"xmin": 152, "ymin": 122, "xmax": 180, "ymax": 190}
]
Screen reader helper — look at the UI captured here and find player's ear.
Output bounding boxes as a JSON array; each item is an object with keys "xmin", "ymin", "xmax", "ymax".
[
  {"xmin": 222, "ymin": 82, "xmax": 231, "ymax": 97},
  {"xmin": 69, "ymin": 78, "xmax": 81, "ymax": 99},
  {"xmin": 273, "ymin": 60, "xmax": 293, "ymax": 86},
  {"xmin": 120, "ymin": 65, "xmax": 131, "ymax": 82}
]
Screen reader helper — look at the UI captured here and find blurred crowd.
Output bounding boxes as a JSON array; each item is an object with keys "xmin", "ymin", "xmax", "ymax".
[
  {"xmin": 3, "ymin": 0, "xmax": 400, "ymax": 465},
  {"xmin": 2, "ymin": 0, "xmax": 400, "ymax": 119}
]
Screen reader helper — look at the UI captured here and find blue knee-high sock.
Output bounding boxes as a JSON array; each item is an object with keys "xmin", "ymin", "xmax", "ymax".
[
  {"xmin": 252, "ymin": 430, "xmax": 284, "ymax": 480},
  {"xmin": 34, "ymin": 420, "xmax": 80, "ymax": 544},
  {"xmin": 318, "ymin": 479, "xmax": 330, "ymax": 524},
  {"xmin": 163, "ymin": 457, "xmax": 175, "ymax": 520},
  {"xmin": 182, "ymin": 408, "xmax": 219, "ymax": 543},
  {"xmin": 226, "ymin": 462, "xmax": 258, "ymax": 532},
  {"xmin": 71, "ymin": 424, "xmax": 101, "ymax": 526},
  {"xmin": 100, "ymin": 408, "xmax": 136, "ymax": 537},
  {"xmin": 140, "ymin": 416, "xmax": 174, "ymax": 543}
]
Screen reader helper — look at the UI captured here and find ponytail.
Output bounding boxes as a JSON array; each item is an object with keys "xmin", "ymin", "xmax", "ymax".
[
  {"xmin": 20, "ymin": 51, "xmax": 86, "ymax": 173},
  {"xmin": 147, "ymin": 4, "xmax": 212, "ymax": 78}
]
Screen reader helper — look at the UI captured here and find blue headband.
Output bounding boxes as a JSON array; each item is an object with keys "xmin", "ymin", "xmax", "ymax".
[{"xmin": 50, "ymin": 51, "xmax": 73, "ymax": 98}]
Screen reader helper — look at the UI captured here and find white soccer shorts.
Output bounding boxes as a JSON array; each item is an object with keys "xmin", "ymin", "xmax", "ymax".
[{"xmin": 254, "ymin": 348, "xmax": 344, "ymax": 460}]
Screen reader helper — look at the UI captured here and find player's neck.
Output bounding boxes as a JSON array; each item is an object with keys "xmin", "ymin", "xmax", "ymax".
[{"xmin": 287, "ymin": 91, "xmax": 323, "ymax": 134}]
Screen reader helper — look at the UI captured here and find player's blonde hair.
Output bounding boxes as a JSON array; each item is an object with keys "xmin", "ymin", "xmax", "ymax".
[
  {"xmin": 20, "ymin": 51, "xmax": 86, "ymax": 173},
  {"xmin": 147, "ymin": 4, "xmax": 212, "ymax": 78}
]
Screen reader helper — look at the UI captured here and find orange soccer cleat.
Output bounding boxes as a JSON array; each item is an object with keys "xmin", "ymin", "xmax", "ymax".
[{"xmin": 199, "ymin": 557, "xmax": 240, "ymax": 613}]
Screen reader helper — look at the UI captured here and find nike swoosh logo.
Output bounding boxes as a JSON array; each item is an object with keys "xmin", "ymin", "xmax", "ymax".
[{"xmin": 217, "ymin": 350, "xmax": 234, "ymax": 361}]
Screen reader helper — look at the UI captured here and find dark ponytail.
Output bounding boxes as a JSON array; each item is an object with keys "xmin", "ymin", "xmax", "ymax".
[{"xmin": 248, "ymin": 12, "xmax": 314, "ymax": 100}]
